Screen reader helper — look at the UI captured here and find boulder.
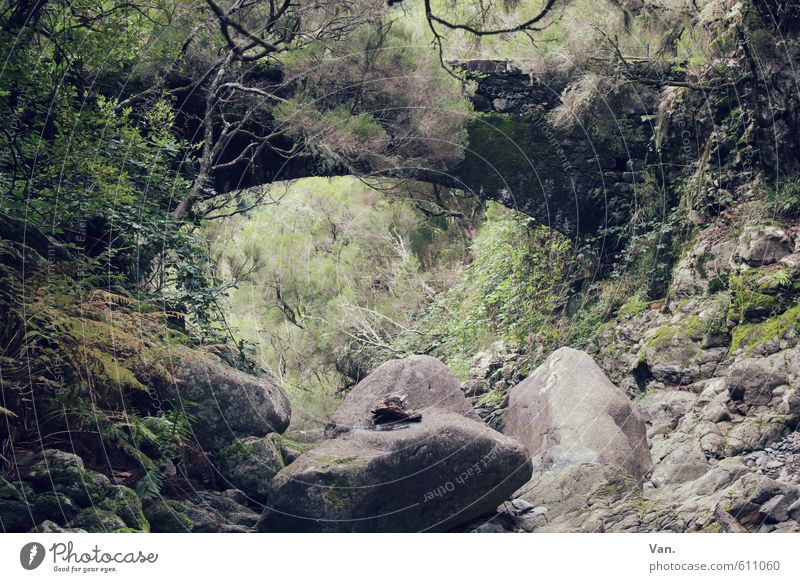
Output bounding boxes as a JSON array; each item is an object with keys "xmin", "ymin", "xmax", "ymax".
[
  {"xmin": 17, "ymin": 449, "xmax": 86, "ymax": 491},
  {"xmin": 325, "ymin": 355, "xmax": 479, "ymax": 438},
  {"xmin": 671, "ymin": 238, "xmax": 736, "ymax": 297},
  {"xmin": 780, "ymin": 252, "xmax": 800, "ymax": 277},
  {"xmin": 214, "ymin": 434, "xmax": 285, "ymax": 502},
  {"xmin": 163, "ymin": 352, "xmax": 291, "ymax": 450},
  {"xmin": 181, "ymin": 490, "xmax": 260, "ymax": 533},
  {"xmin": 736, "ymin": 225, "xmax": 794, "ymax": 266},
  {"xmin": 504, "ymin": 348, "xmax": 652, "ymax": 481},
  {"xmin": 723, "ymin": 416, "xmax": 786, "ymax": 456},
  {"xmin": 95, "ymin": 485, "xmax": 149, "ymax": 532},
  {"xmin": 259, "ymin": 412, "xmax": 532, "ymax": 532},
  {"xmin": 71, "ymin": 509, "xmax": 129, "ymax": 532},
  {"xmin": 143, "ymin": 500, "xmax": 194, "ymax": 533},
  {"xmin": 724, "ymin": 473, "xmax": 799, "ymax": 526}
]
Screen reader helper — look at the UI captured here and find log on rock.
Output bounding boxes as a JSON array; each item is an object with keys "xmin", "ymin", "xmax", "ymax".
[{"xmin": 371, "ymin": 394, "xmax": 422, "ymax": 425}]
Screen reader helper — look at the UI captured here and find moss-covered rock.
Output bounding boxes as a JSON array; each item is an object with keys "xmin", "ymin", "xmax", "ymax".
[
  {"xmin": 274, "ymin": 433, "xmax": 319, "ymax": 465},
  {"xmin": 640, "ymin": 317, "xmax": 705, "ymax": 384},
  {"xmin": 71, "ymin": 508, "xmax": 129, "ymax": 532},
  {"xmin": 728, "ymin": 267, "xmax": 797, "ymax": 323},
  {"xmin": 95, "ymin": 486, "xmax": 149, "ymax": 532},
  {"xmin": 29, "ymin": 492, "xmax": 80, "ymax": 524},
  {"xmin": 18, "ymin": 449, "xmax": 86, "ymax": 490},
  {"xmin": 0, "ymin": 477, "xmax": 33, "ymax": 501},
  {"xmin": 0, "ymin": 498, "xmax": 33, "ymax": 532},
  {"xmin": 731, "ymin": 303, "xmax": 800, "ymax": 356},
  {"xmin": 143, "ymin": 500, "xmax": 193, "ymax": 533}
]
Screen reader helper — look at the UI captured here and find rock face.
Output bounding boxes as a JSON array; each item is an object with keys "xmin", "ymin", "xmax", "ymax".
[
  {"xmin": 324, "ymin": 355, "xmax": 479, "ymax": 438},
  {"xmin": 260, "ymin": 356, "xmax": 532, "ymax": 532},
  {"xmin": 214, "ymin": 434, "xmax": 285, "ymax": 502},
  {"xmin": 504, "ymin": 347, "xmax": 652, "ymax": 481},
  {"xmin": 461, "ymin": 341, "xmax": 525, "ymax": 431},
  {"xmin": 736, "ymin": 225, "xmax": 794, "ymax": 267},
  {"xmin": 163, "ymin": 352, "xmax": 291, "ymax": 450}
]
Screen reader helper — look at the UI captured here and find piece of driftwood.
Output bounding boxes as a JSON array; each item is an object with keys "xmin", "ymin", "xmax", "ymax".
[{"xmin": 371, "ymin": 394, "xmax": 422, "ymax": 425}]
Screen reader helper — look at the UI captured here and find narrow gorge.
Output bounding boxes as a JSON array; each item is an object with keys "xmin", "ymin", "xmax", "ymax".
[{"xmin": 2, "ymin": 0, "xmax": 800, "ymax": 535}]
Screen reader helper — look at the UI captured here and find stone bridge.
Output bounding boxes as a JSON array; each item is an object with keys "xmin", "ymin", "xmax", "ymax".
[{"xmin": 209, "ymin": 60, "xmax": 674, "ymax": 240}]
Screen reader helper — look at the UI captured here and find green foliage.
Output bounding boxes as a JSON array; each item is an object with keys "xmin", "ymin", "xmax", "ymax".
[
  {"xmin": 0, "ymin": 244, "xmax": 196, "ymax": 501},
  {"xmin": 764, "ymin": 179, "xmax": 800, "ymax": 218},
  {"xmin": 397, "ymin": 203, "xmax": 571, "ymax": 376},
  {"xmin": 0, "ymin": 7, "xmax": 228, "ymax": 340},
  {"xmin": 618, "ymin": 292, "xmax": 652, "ymax": 317},
  {"xmin": 274, "ymin": 19, "xmax": 471, "ymax": 173},
  {"xmin": 208, "ymin": 177, "xmax": 469, "ymax": 425}
]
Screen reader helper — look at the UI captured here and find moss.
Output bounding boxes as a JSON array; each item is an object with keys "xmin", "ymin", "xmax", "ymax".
[
  {"xmin": 143, "ymin": 500, "xmax": 193, "ymax": 533},
  {"xmin": 663, "ymin": 315, "xmax": 702, "ymax": 342},
  {"xmin": 316, "ymin": 455, "xmax": 361, "ymax": 469},
  {"xmin": 217, "ymin": 441, "xmax": 254, "ymax": 460},
  {"xmin": 475, "ymin": 389, "xmax": 507, "ymax": 408},
  {"xmin": 323, "ymin": 487, "xmax": 354, "ymax": 509},
  {"xmin": 30, "ymin": 492, "xmax": 79, "ymax": 523},
  {"xmin": 96, "ymin": 486, "xmax": 149, "ymax": 532},
  {"xmin": 730, "ymin": 303, "xmax": 800, "ymax": 355},
  {"xmin": 728, "ymin": 268, "xmax": 798, "ymax": 323},
  {"xmin": 276, "ymin": 435, "xmax": 315, "ymax": 455},
  {"xmin": 0, "ymin": 478, "xmax": 33, "ymax": 501},
  {"xmin": 643, "ymin": 316, "xmax": 707, "ymax": 355},
  {"xmin": 618, "ymin": 295, "xmax": 651, "ymax": 317}
]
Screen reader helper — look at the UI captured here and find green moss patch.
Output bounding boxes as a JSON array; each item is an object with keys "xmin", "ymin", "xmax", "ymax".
[
  {"xmin": 730, "ymin": 304, "xmax": 800, "ymax": 356},
  {"xmin": 728, "ymin": 268, "xmax": 797, "ymax": 323},
  {"xmin": 95, "ymin": 485, "xmax": 150, "ymax": 532}
]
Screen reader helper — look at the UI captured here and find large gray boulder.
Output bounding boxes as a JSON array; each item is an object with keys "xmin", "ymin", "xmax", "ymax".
[
  {"xmin": 163, "ymin": 352, "xmax": 291, "ymax": 450},
  {"xmin": 325, "ymin": 355, "xmax": 479, "ymax": 437},
  {"xmin": 258, "ymin": 412, "xmax": 532, "ymax": 532},
  {"xmin": 259, "ymin": 355, "xmax": 531, "ymax": 532},
  {"xmin": 504, "ymin": 347, "xmax": 652, "ymax": 481}
]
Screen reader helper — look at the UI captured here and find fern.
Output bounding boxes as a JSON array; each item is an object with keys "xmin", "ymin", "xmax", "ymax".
[
  {"xmin": 135, "ymin": 467, "xmax": 165, "ymax": 500},
  {"xmin": 773, "ymin": 268, "xmax": 793, "ymax": 288}
]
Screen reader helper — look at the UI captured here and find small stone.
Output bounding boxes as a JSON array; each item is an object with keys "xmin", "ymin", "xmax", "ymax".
[
  {"xmin": 531, "ymin": 506, "xmax": 549, "ymax": 516},
  {"xmin": 510, "ymin": 499, "xmax": 535, "ymax": 513},
  {"xmin": 767, "ymin": 460, "xmax": 784, "ymax": 469}
]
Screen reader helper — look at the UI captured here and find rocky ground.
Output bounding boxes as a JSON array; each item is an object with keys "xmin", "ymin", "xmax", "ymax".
[
  {"xmin": 464, "ymin": 222, "xmax": 800, "ymax": 534},
  {"xmin": 3, "ymin": 194, "xmax": 800, "ymax": 535}
]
